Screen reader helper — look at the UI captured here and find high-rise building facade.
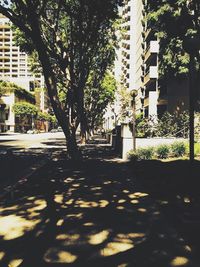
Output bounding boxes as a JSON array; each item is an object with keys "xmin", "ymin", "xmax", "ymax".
[
  {"xmin": 0, "ymin": 14, "xmax": 43, "ymax": 91},
  {"xmin": 119, "ymin": 0, "xmax": 160, "ymax": 119},
  {"xmin": 0, "ymin": 14, "xmax": 50, "ymax": 132},
  {"xmin": 142, "ymin": 0, "xmax": 160, "ymax": 118},
  {"xmin": 117, "ymin": 0, "xmax": 190, "ymax": 120}
]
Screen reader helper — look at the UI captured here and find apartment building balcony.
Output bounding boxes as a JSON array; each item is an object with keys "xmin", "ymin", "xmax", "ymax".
[
  {"xmin": 121, "ymin": 74, "xmax": 127, "ymax": 83},
  {"xmin": 141, "ymin": 53, "xmax": 145, "ymax": 60},
  {"xmin": 139, "ymin": 94, "xmax": 145, "ymax": 105},
  {"xmin": 144, "ymin": 28, "xmax": 154, "ymax": 43},
  {"xmin": 122, "ymin": 67, "xmax": 127, "ymax": 74},
  {"xmin": 144, "ymin": 41, "xmax": 159, "ymax": 62},
  {"xmin": 122, "ymin": 5, "xmax": 130, "ymax": 15},
  {"xmin": 0, "ymin": 55, "xmax": 9, "ymax": 60},
  {"xmin": 144, "ymin": 66, "xmax": 158, "ymax": 85},
  {"xmin": 124, "ymin": 25, "xmax": 130, "ymax": 31},
  {"xmin": 157, "ymin": 96, "xmax": 168, "ymax": 106},
  {"xmin": 143, "ymin": 96, "xmax": 149, "ymax": 108},
  {"xmin": 0, "ymin": 45, "xmax": 10, "ymax": 50},
  {"xmin": 124, "ymin": 34, "xmax": 130, "ymax": 41},
  {"xmin": 0, "ymin": 24, "xmax": 9, "ymax": 29},
  {"xmin": 142, "ymin": 0, "xmax": 147, "ymax": 7},
  {"xmin": 0, "ymin": 66, "xmax": 10, "ymax": 70},
  {"xmin": 122, "ymin": 42, "xmax": 130, "ymax": 50},
  {"xmin": 0, "ymin": 35, "xmax": 10, "ymax": 40}
]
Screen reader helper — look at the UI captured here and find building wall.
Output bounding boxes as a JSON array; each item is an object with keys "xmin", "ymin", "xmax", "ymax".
[
  {"xmin": 116, "ymin": 0, "xmax": 158, "ymax": 120},
  {"xmin": 0, "ymin": 91, "xmax": 35, "ymax": 132},
  {"xmin": 35, "ymin": 88, "xmax": 49, "ymax": 112},
  {"xmin": 0, "ymin": 14, "xmax": 43, "ymax": 91},
  {"xmin": 116, "ymin": 0, "xmax": 190, "ymax": 120},
  {"xmin": 121, "ymin": 0, "xmax": 139, "ymax": 92},
  {"xmin": 0, "ymin": 93, "xmax": 15, "ymax": 132},
  {"xmin": 0, "ymin": 14, "xmax": 50, "ymax": 132},
  {"xmin": 134, "ymin": 0, "xmax": 144, "ymax": 113},
  {"xmin": 112, "ymin": 0, "xmax": 144, "ymax": 125}
]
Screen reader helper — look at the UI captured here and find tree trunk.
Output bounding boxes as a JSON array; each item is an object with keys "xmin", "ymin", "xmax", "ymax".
[
  {"xmin": 30, "ymin": 26, "xmax": 81, "ymax": 160},
  {"xmin": 0, "ymin": 6, "xmax": 83, "ymax": 160},
  {"xmin": 80, "ymin": 120, "xmax": 87, "ymax": 144},
  {"xmin": 76, "ymin": 85, "xmax": 89, "ymax": 144},
  {"xmin": 65, "ymin": 127, "xmax": 82, "ymax": 160}
]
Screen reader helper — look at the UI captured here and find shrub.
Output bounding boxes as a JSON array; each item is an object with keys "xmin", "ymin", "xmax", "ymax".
[
  {"xmin": 171, "ymin": 142, "xmax": 186, "ymax": 157},
  {"xmin": 156, "ymin": 144, "xmax": 170, "ymax": 159},
  {"xmin": 127, "ymin": 150, "xmax": 139, "ymax": 162},
  {"xmin": 194, "ymin": 143, "xmax": 200, "ymax": 157},
  {"xmin": 128, "ymin": 147, "xmax": 154, "ymax": 161},
  {"xmin": 137, "ymin": 147, "xmax": 154, "ymax": 160},
  {"xmin": 135, "ymin": 113, "xmax": 150, "ymax": 137}
]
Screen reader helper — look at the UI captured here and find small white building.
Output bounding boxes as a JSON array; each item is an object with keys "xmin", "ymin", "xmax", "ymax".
[{"xmin": 0, "ymin": 84, "xmax": 35, "ymax": 132}]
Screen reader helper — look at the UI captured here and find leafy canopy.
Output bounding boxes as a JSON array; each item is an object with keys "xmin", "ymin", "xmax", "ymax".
[
  {"xmin": 12, "ymin": 102, "xmax": 38, "ymax": 116},
  {"xmin": 0, "ymin": 0, "xmax": 123, "ymax": 157},
  {"xmin": 85, "ymin": 71, "xmax": 116, "ymax": 129},
  {"xmin": 146, "ymin": 0, "xmax": 200, "ymax": 78},
  {"xmin": 0, "ymin": 80, "xmax": 35, "ymax": 102}
]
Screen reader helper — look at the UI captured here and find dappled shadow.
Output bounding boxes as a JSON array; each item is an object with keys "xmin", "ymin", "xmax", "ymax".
[
  {"xmin": 0, "ymin": 145, "xmax": 47, "ymax": 193},
  {"xmin": 0, "ymin": 133, "xmax": 18, "ymax": 136},
  {"xmin": 131, "ymin": 159, "xmax": 200, "ymax": 257},
  {"xmin": 41, "ymin": 141, "xmax": 66, "ymax": 147},
  {"xmin": 80, "ymin": 138, "xmax": 116, "ymax": 160},
  {"xmin": 0, "ymin": 139, "xmax": 18, "ymax": 143},
  {"xmin": 0, "ymin": 144, "xmax": 199, "ymax": 266}
]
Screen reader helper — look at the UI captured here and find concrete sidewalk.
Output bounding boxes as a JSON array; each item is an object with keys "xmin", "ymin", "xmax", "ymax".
[{"xmin": 0, "ymin": 138, "xmax": 199, "ymax": 267}]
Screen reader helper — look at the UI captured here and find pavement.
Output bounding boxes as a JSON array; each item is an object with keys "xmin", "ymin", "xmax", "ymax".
[
  {"xmin": 0, "ymin": 136, "xmax": 200, "ymax": 267},
  {"xmin": 0, "ymin": 132, "xmax": 67, "ymax": 194},
  {"xmin": 0, "ymin": 132, "xmax": 66, "ymax": 150}
]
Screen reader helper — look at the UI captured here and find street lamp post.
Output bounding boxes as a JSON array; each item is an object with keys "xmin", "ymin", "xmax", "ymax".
[
  {"xmin": 189, "ymin": 54, "xmax": 195, "ymax": 162},
  {"xmin": 131, "ymin": 90, "xmax": 138, "ymax": 151},
  {"xmin": 32, "ymin": 114, "xmax": 34, "ymax": 130},
  {"xmin": 111, "ymin": 108, "xmax": 117, "ymax": 128},
  {"xmin": 183, "ymin": 34, "xmax": 200, "ymax": 163}
]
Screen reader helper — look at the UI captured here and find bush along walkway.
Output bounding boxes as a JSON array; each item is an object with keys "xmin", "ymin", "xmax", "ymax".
[{"xmin": 0, "ymin": 138, "xmax": 199, "ymax": 267}]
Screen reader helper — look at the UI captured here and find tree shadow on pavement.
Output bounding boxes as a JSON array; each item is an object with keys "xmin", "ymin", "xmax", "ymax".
[
  {"xmin": 0, "ymin": 143, "xmax": 199, "ymax": 266},
  {"xmin": 131, "ymin": 159, "xmax": 200, "ymax": 259}
]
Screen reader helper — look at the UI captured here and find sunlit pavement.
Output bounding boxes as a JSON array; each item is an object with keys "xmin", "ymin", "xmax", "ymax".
[
  {"xmin": 0, "ymin": 139, "xmax": 199, "ymax": 266},
  {"xmin": 0, "ymin": 132, "xmax": 67, "ymax": 192},
  {"xmin": 0, "ymin": 132, "xmax": 66, "ymax": 150}
]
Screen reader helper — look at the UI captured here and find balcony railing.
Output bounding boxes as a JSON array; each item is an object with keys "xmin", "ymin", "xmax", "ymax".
[
  {"xmin": 144, "ymin": 41, "xmax": 159, "ymax": 62},
  {"xmin": 144, "ymin": 66, "xmax": 158, "ymax": 84}
]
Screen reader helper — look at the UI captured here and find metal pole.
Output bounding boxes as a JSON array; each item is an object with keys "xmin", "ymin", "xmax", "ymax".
[
  {"xmin": 189, "ymin": 54, "xmax": 195, "ymax": 163},
  {"xmin": 132, "ymin": 97, "xmax": 136, "ymax": 151}
]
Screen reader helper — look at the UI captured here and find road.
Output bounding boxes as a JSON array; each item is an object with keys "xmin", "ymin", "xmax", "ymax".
[
  {"xmin": 0, "ymin": 132, "xmax": 67, "ymax": 192},
  {"xmin": 0, "ymin": 132, "xmax": 66, "ymax": 152}
]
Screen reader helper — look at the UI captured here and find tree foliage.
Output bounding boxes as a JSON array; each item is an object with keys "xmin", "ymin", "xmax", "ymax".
[
  {"xmin": 85, "ymin": 72, "xmax": 116, "ymax": 130},
  {"xmin": 37, "ymin": 111, "xmax": 50, "ymax": 121},
  {"xmin": 146, "ymin": 0, "xmax": 200, "ymax": 78},
  {"xmin": 135, "ymin": 111, "xmax": 189, "ymax": 138},
  {"xmin": 117, "ymin": 86, "xmax": 132, "ymax": 123},
  {"xmin": 0, "ymin": 0, "xmax": 123, "ymax": 159},
  {"xmin": 12, "ymin": 102, "xmax": 38, "ymax": 117},
  {"xmin": 0, "ymin": 81, "xmax": 35, "ymax": 102}
]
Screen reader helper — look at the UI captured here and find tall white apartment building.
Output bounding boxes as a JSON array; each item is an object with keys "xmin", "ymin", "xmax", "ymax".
[
  {"xmin": 114, "ymin": 0, "xmax": 191, "ymax": 124},
  {"xmin": 0, "ymin": 14, "xmax": 43, "ymax": 91},
  {"xmin": 120, "ymin": 0, "xmax": 144, "ymax": 112},
  {"xmin": 117, "ymin": 0, "xmax": 160, "ymax": 119}
]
